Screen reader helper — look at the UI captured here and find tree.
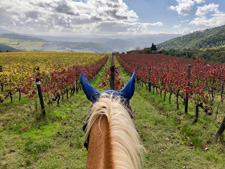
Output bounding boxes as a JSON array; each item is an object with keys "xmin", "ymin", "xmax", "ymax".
[
  {"xmin": 151, "ymin": 43, "xmax": 157, "ymax": 51},
  {"xmin": 143, "ymin": 48, "xmax": 151, "ymax": 54},
  {"xmin": 135, "ymin": 47, "xmax": 141, "ymax": 54}
]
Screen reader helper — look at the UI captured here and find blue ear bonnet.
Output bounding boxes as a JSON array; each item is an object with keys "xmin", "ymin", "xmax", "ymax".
[{"xmin": 80, "ymin": 72, "xmax": 136, "ymax": 103}]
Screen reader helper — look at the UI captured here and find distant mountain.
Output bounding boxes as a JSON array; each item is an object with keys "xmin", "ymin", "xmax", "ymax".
[
  {"xmin": 0, "ymin": 43, "xmax": 23, "ymax": 52},
  {"xmin": 98, "ymin": 38, "xmax": 133, "ymax": 52},
  {"xmin": 158, "ymin": 25, "xmax": 225, "ymax": 50},
  {"xmin": 0, "ymin": 33, "xmax": 112, "ymax": 53},
  {"xmin": 34, "ymin": 34, "xmax": 181, "ymax": 52},
  {"xmin": 0, "ymin": 32, "xmax": 180, "ymax": 53},
  {"xmin": 41, "ymin": 41, "xmax": 111, "ymax": 53},
  {"xmin": 0, "ymin": 28, "xmax": 13, "ymax": 34},
  {"xmin": 0, "ymin": 33, "xmax": 47, "ymax": 42},
  {"xmin": 125, "ymin": 34, "xmax": 181, "ymax": 51}
]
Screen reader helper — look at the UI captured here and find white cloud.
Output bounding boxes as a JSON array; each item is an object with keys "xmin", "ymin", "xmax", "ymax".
[
  {"xmin": 191, "ymin": 3, "xmax": 225, "ymax": 28},
  {"xmin": 95, "ymin": 21, "xmax": 163, "ymax": 35},
  {"xmin": 195, "ymin": 0, "xmax": 205, "ymax": 4},
  {"xmin": 149, "ymin": 22, "xmax": 163, "ymax": 27},
  {"xmin": 190, "ymin": 12, "xmax": 225, "ymax": 28},
  {"xmin": 173, "ymin": 25, "xmax": 182, "ymax": 29},
  {"xmin": 195, "ymin": 3, "xmax": 219, "ymax": 17},
  {"xmin": 172, "ymin": 27, "xmax": 191, "ymax": 34},
  {"xmin": 170, "ymin": 0, "xmax": 205, "ymax": 15},
  {"xmin": 0, "ymin": 0, "xmax": 163, "ymax": 36},
  {"xmin": 172, "ymin": 25, "xmax": 192, "ymax": 34}
]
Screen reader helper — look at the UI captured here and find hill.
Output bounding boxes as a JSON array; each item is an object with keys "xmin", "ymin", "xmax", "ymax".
[
  {"xmin": 0, "ymin": 32, "xmax": 180, "ymax": 53},
  {"xmin": 0, "ymin": 33, "xmax": 46, "ymax": 42},
  {"xmin": 0, "ymin": 32, "xmax": 181, "ymax": 53},
  {"xmin": 94, "ymin": 34, "xmax": 181, "ymax": 52},
  {"xmin": 158, "ymin": 25, "xmax": 225, "ymax": 49},
  {"xmin": 41, "ymin": 41, "xmax": 111, "ymax": 53},
  {"xmin": 0, "ymin": 33, "xmax": 112, "ymax": 53},
  {"xmin": 0, "ymin": 43, "xmax": 23, "ymax": 52}
]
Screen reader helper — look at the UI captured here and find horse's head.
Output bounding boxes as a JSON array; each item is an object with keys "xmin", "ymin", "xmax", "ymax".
[
  {"xmin": 80, "ymin": 72, "xmax": 143, "ymax": 169},
  {"xmin": 80, "ymin": 71, "xmax": 136, "ymax": 104}
]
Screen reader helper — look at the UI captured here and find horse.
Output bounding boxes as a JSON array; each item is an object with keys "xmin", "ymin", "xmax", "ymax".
[{"xmin": 80, "ymin": 72, "xmax": 144, "ymax": 169}]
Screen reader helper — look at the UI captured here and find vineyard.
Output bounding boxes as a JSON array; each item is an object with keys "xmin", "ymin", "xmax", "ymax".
[
  {"xmin": 117, "ymin": 54, "xmax": 225, "ymax": 123},
  {"xmin": 0, "ymin": 52, "xmax": 108, "ymax": 106},
  {"xmin": 0, "ymin": 52, "xmax": 225, "ymax": 168}
]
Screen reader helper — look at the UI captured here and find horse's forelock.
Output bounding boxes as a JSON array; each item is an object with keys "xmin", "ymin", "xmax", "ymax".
[{"xmin": 85, "ymin": 94, "xmax": 144, "ymax": 169}]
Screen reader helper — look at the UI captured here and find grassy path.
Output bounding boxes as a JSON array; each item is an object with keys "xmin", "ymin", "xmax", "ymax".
[{"xmin": 0, "ymin": 56, "xmax": 224, "ymax": 168}]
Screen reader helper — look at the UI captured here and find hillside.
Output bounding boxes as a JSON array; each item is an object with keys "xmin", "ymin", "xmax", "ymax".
[
  {"xmin": 0, "ymin": 31, "xmax": 180, "ymax": 53},
  {"xmin": 41, "ymin": 41, "xmax": 111, "ymax": 53},
  {"xmin": 0, "ymin": 43, "xmax": 23, "ymax": 52},
  {"xmin": 158, "ymin": 25, "xmax": 225, "ymax": 50},
  {"xmin": 0, "ymin": 33, "xmax": 46, "ymax": 42},
  {"xmin": 0, "ymin": 33, "xmax": 112, "ymax": 53}
]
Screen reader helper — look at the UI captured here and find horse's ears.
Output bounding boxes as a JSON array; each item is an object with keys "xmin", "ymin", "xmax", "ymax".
[
  {"xmin": 80, "ymin": 72, "xmax": 100, "ymax": 103},
  {"xmin": 119, "ymin": 71, "xmax": 136, "ymax": 101}
]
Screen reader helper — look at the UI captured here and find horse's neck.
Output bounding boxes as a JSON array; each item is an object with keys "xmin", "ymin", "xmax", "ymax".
[{"xmin": 86, "ymin": 115, "xmax": 114, "ymax": 169}]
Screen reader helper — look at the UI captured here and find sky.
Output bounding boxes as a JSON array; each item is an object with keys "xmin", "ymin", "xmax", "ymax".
[{"xmin": 0, "ymin": 0, "xmax": 225, "ymax": 37}]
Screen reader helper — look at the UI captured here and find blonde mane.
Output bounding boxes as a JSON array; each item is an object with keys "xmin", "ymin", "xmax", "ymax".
[{"xmin": 85, "ymin": 93, "xmax": 144, "ymax": 169}]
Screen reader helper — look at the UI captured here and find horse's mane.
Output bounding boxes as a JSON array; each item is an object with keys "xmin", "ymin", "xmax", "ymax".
[{"xmin": 85, "ymin": 93, "xmax": 144, "ymax": 169}]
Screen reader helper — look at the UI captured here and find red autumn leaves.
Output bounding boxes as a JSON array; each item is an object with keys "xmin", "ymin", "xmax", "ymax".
[
  {"xmin": 117, "ymin": 54, "xmax": 225, "ymax": 111},
  {"xmin": 20, "ymin": 56, "xmax": 109, "ymax": 103}
]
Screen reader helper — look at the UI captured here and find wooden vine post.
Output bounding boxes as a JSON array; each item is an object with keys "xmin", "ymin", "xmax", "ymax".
[
  {"xmin": 148, "ymin": 69, "xmax": 151, "ymax": 92},
  {"xmin": 216, "ymin": 116, "xmax": 225, "ymax": 140},
  {"xmin": 221, "ymin": 68, "xmax": 224, "ymax": 101},
  {"xmin": 185, "ymin": 64, "xmax": 191, "ymax": 114},
  {"xmin": 75, "ymin": 79, "xmax": 78, "ymax": 93},
  {"xmin": 0, "ymin": 65, "xmax": 3, "ymax": 91},
  {"xmin": 216, "ymin": 68, "xmax": 225, "ymax": 139},
  {"xmin": 176, "ymin": 91, "xmax": 179, "ymax": 110},
  {"xmin": 36, "ymin": 67, "xmax": 46, "ymax": 116},
  {"xmin": 9, "ymin": 74, "xmax": 12, "ymax": 103},
  {"xmin": 110, "ymin": 65, "xmax": 115, "ymax": 90}
]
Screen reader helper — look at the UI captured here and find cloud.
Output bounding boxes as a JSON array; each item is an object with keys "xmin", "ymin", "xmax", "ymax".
[
  {"xmin": 96, "ymin": 21, "xmax": 163, "ymax": 34},
  {"xmin": 173, "ymin": 25, "xmax": 182, "ymax": 29},
  {"xmin": 190, "ymin": 3, "xmax": 225, "ymax": 28},
  {"xmin": 172, "ymin": 27, "xmax": 191, "ymax": 34},
  {"xmin": 190, "ymin": 12, "xmax": 225, "ymax": 28},
  {"xmin": 170, "ymin": 0, "xmax": 205, "ymax": 15},
  {"xmin": 150, "ymin": 22, "xmax": 163, "ymax": 26},
  {"xmin": 195, "ymin": 0, "xmax": 205, "ymax": 4},
  {"xmin": 172, "ymin": 25, "xmax": 192, "ymax": 34},
  {"xmin": 0, "ymin": 0, "xmax": 163, "ymax": 35},
  {"xmin": 195, "ymin": 3, "xmax": 219, "ymax": 17}
]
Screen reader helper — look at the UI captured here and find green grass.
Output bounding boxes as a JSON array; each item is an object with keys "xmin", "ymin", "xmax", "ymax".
[
  {"xmin": 0, "ymin": 38, "xmax": 11, "ymax": 44},
  {"xmin": 0, "ymin": 56, "xmax": 225, "ymax": 168},
  {"xmin": 16, "ymin": 42, "xmax": 45, "ymax": 51},
  {"xmin": 0, "ymin": 38, "xmax": 45, "ymax": 51}
]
